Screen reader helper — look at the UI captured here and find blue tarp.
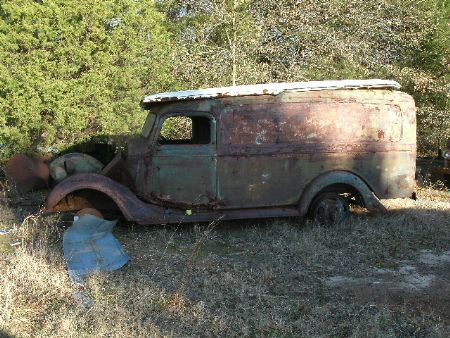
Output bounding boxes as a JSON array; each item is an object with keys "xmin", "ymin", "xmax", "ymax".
[{"xmin": 63, "ymin": 214, "xmax": 129, "ymax": 283}]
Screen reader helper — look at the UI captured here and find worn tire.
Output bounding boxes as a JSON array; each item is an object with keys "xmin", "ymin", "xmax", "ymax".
[{"xmin": 309, "ymin": 192, "xmax": 350, "ymax": 225}]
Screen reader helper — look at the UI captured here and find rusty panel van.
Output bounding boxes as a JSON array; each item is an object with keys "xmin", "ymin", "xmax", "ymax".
[{"xmin": 47, "ymin": 79, "xmax": 417, "ymax": 224}]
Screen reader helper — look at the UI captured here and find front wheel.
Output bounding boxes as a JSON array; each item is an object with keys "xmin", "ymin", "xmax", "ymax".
[{"xmin": 309, "ymin": 192, "xmax": 350, "ymax": 225}]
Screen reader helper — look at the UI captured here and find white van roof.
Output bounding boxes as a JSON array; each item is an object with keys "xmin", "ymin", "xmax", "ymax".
[{"xmin": 142, "ymin": 79, "xmax": 401, "ymax": 105}]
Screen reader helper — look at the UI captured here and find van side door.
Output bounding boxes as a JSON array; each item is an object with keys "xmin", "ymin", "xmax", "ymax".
[
  {"xmin": 150, "ymin": 112, "xmax": 217, "ymax": 207},
  {"xmin": 216, "ymin": 100, "xmax": 302, "ymax": 208}
]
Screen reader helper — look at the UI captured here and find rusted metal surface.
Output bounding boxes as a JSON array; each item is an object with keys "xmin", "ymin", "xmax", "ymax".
[
  {"xmin": 45, "ymin": 173, "xmax": 300, "ymax": 224},
  {"xmin": 47, "ymin": 82, "xmax": 417, "ymax": 225},
  {"xmin": 216, "ymin": 90, "xmax": 415, "ymax": 208},
  {"xmin": 142, "ymin": 79, "xmax": 400, "ymax": 105},
  {"xmin": 5, "ymin": 154, "xmax": 49, "ymax": 192},
  {"xmin": 297, "ymin": 171, "xmax": 387, "ymax": 217},
  {"xmin": 49, "ymin": 153, "xmax": 103, "ymax": 183},
  {"xmin": 100, "ymin": 152, "xmax": 136, "ymax": 191},
  {"xmin": 77, "ymin": 208, "xmax": 103, "ymax": 219},
  {"xmin": 46, "ymin": 173, "xmax": 167, "ymax": 223}
]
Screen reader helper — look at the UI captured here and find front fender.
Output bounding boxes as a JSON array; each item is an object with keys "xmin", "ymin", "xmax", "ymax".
[
  {"xmin": 298, "ymin": 171, "xmax": 387, "ymax": 217},
  {"xmin": 46, "ymin": 173, "xmax": 165, "ymax": 223}
]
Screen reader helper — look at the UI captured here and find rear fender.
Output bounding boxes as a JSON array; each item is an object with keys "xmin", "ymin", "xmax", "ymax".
[
  {"xmin": 298, "ymin": 171, "xmax": 387, "ymax": 217},
  {"xmin": 46, "ymin": 173, "xmax": 165, "ymax": 223}
]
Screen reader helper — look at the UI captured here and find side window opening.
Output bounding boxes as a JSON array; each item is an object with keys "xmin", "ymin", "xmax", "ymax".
[{"xmin": 159, "ymin": 115, "xmax": 212, "ymax": 145}]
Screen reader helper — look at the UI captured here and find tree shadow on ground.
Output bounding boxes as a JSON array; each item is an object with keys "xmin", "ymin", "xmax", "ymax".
[
  {"xmin": 0, "ymin": 329, "xmax": 15, "ymax": 338},
  {"xmin": 1, "ymin": 165, "xmax": 449, "ymax": 336},
  {"xmin": 109, "ymin": 203, "xmax": 450, "ymax": 336}
]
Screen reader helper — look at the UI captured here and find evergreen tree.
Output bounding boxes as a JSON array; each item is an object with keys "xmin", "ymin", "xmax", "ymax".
[{"xmin": 0, "ymin": 0, "xmax": 175, "ymax": 161}]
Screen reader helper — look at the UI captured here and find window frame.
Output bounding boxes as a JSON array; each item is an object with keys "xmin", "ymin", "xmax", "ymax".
[
  {"xmin": 141, "ymin": 112, "xmax": 157, "ymax": 138},
  {"xmin": 154, "ymin": 111, "xmax": 216, "ymax": 147}
]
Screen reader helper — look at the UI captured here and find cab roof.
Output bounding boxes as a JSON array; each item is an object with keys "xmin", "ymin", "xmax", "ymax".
[{"xmin": 142, "ymin": 79, "xmax": 401, "ymax": 106}]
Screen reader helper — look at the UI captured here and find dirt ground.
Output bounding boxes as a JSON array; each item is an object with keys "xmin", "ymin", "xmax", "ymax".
[{"xmin": 0, "ymin": 184, "xmax": 449, "ymax": 337}]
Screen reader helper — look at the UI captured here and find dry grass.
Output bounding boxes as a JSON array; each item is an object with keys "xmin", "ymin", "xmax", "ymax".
[{"xmin": 0, "ymin": 184, "xmax": 449, "ymax": 337}]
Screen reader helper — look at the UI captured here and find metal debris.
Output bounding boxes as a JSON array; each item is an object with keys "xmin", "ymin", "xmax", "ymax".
[
  {"xmin": 5, "ymin": 154, "xmax": 49, "ymax": 192},
  {"xmin": 49, "ymin": 153, "xmax": 103, "ymax": 183},
  {"xmin": 0, "ymin": 228, "xmax": 15, "ymax": 236},
  {"xmin": 63, "ymin": 214, "xmax": 129, "ymax": 283},
  {"xmin": 77, "ymin": 207, "xmax": 103, "ymax": 219}
]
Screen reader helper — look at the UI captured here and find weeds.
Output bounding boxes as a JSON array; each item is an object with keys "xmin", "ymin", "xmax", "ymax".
[{"xmin": 0, "ymin": 186, "xmax": 449, "ymax": 337}]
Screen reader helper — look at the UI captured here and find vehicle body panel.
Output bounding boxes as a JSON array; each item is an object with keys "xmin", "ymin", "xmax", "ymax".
[
  {"xmin": 151, "ymin": 144, "xmax": 217, "ymax": 206},
  {"xmin": 46, "ymin": 82, "xmax": 417, "ymax": 224},
  {"xmin": 215, "ymin": 90, "xmax": 415, "ymax": 208}
]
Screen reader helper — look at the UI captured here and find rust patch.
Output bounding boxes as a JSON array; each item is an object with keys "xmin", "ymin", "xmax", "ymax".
[
  {"xmin": 396, "ymin": 174, "xmax": 410, "ymax": 190},
  {"xmin": 77, "ymin": 207, "xmax": 104, "ymax": 219},
  {"xmin": 101, "ymin": 152, "xmax": 136, "ymax": 192},
  {"xmin": 220, "ymin": 99, "xmax": 403, "ymax": 146},
  {"xmin": 5, "ymin": 154, "xmax": 49, "ymax": 192},
  {"xmin": 45, "ymin": 86, "xmax": 416, "ymax": 225}
]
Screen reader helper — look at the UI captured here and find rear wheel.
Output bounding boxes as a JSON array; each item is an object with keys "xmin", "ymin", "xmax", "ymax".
[{"xmin": 309, "ymin": 192, "xmax": 350, "ymax": 225}]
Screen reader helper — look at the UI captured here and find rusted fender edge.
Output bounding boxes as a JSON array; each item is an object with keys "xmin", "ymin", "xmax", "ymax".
[
  {"xmin": 298, "ymin": 171, "xmax": 388, "ymax": 217},
  {"xmin": 46, "ymin": 173, "xmax": 167, "ymax": 223}
]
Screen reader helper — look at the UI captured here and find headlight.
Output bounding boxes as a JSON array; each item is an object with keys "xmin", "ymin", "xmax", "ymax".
[{"xmin": 443, "ymin": 151, "xmax": 450, "ymax": 159}]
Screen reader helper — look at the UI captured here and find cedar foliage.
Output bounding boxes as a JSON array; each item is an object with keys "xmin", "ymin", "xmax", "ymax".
[
  {"xmin": 0, "ymin": 0, "xmax": 175, "ymax": 161},
  {"xmin": 0, "ymin": 0, "xmax": 448, "ymax": 161}
]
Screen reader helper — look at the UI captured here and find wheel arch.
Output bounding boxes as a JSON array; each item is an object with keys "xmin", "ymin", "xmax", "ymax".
[
  {"xmin": 46, "ymin": 173, "xmax": 164, "ymax": 222},
  {"xmin": 298, "ymin": 170, "xmax": 387, "ymax": 217}
]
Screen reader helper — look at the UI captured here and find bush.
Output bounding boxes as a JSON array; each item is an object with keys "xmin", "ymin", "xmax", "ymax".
[{"xmin": 0, "ymin": 0, "xmax": 176, "ymax": 162}]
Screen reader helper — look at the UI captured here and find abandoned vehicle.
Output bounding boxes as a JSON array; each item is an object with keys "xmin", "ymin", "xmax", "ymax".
[
  {"xmin": 431, "ymin": 138, "xmax": 450, "ymax": 185},
  {"xmin": 46, "ymin": 79, "xmax": 417, "ymax": 224}
]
